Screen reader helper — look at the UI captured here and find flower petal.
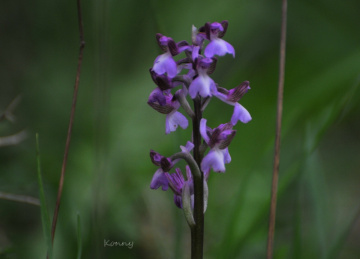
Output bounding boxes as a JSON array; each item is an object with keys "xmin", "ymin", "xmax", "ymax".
[
  {"xmin": 150, "ymin": 168, "xmax": 169, "ymax": 191},
  {"xmin": 150, "ymin": 149, "xmax": 164, "ymax": 166},
  {"xmin": 222, "ymin": 147, "xmax": 231, "ymax": 164},
  {"xmin": 201, "ymin": 149, "xmax": 226, "ymax": 173},
  {"xmin": 231, "ymin": 103, "xmax": 252, "ymax": 125},
  {"xmin": 153, "ymin": 53, "xmax": 177, "ymax": 78},
  {"xmin": 174, "ymin": 194, "xmax": 183, "ymax": 209},
  {"xmin": 204, "ymin": 38, "xmax": 235, "ymax": 58},
  {"xmin": 165, "ymin": 111, "xmax": 188, "ymax": 134},
  {"xmin": 200, "ymin": 118, "xmax": 210, "ymax": 144},
  {"xmin": 165, "ymin": 169, "xmax": 185, "ymax": 195},
  {"xmin": 189, "ymin": 74, "xmax": 215, "ymax": 99},
  {"xmin": 192, "ymin": 45, "xmax": 200, "ymax": 61},
  {"xmin": 180, "ymin": 141, "xmax": 194, "ymax": 153},
  {"xmin": 148, "ymin": 88, "xmax": 166, "ymax": 106}
]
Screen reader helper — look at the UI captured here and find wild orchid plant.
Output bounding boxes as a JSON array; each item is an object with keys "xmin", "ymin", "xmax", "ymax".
[{"xmin": 147, "ymin": 20, "xmax": 252, "ymax": 258}]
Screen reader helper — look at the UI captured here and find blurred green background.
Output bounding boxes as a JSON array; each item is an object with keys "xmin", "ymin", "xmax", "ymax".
[{"xmin": 1, "ymin": 0, "xmax": 360, "ymax": 258}]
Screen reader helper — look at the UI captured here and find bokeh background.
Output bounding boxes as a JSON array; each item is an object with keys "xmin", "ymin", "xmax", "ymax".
[{"xmin": 1, "ymin": 0, "xmax": 360, "ymax": 258}]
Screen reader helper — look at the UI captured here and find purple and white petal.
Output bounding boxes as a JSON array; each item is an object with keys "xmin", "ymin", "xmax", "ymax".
[
  {"xmin": 203, "ymin": 169, "xmax": 210, "ymax": 181},
  {"xmin": 150, "ymin": 168, "xmax": 169, "ymax": 191},
  {"xmin": 148, "ymin": 88, "xmax": 166, "ymax": 106},
  {"xmin": 192, "ymin": 45, "xmax": 200, "ymax": 61},
  {"xmin": 153, "ymin": 53, "xmax": 177, "ymax": 78},
  {"xmin": 200, "ymin": 118, "xmax": 210, "ymax": 144},
  {"xmin": 180, "ymin": 141, "xmax": 194, "ymax": 153},
  {"xmin": 165, "ymin": 111, "xmax": 189, "ymax": 134},
  {"xmin": 231, "ymin": 103, "xmax": 252, "ymax": 125},
  {"xmin": 189, "ymin": 74, "xmax": 215, "ymax": 99},
  {"xmin": 204, "ymin": 38, "xmax": 235, "ymax": 58},
  {"xmin": 222, "ymin": 147, "xmax": 231, "ymax": 164},
  {"xmin": 201, "ymin": 149, "xmax": 226, "ymax": 173},
  {"xmin": 213, "ymin": 90, "xmax": 228, "ymax": 103}
]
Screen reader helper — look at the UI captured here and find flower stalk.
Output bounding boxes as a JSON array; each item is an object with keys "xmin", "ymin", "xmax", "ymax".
[{"xmin": 191, "ymin": 97, "xmax": 204, "ymax": 258}]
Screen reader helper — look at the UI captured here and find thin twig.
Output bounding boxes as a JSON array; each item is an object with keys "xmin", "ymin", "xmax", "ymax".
[
  {"xmin": 0, "ymin": 191, "xmax": 40, "ymax": 206},
  {"xmin": 51, "ymin": 0, "xmax": 85, "ymax": 243},
  {"xmin": 0, "ymin": 130, "xmax": 27, "ymax": 147},
  {"xmin": 0, "ymin": 95, "xmax": 21, "ymax": 123},
  {"xmin": 267, "ymin": 0, "xmax": 288, "ymax": 258}
]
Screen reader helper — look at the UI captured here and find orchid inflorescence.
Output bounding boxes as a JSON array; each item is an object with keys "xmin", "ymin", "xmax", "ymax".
[{"xmin": 148, "ymin": 21, "xmax": 252, "ymax": 224}]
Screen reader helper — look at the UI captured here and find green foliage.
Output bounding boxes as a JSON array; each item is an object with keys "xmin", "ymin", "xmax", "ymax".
[
  {"xmin": 36, "ymin": 134, "xmax": 53, "ymax": 259},
  {"xmin": 0, "ymin": 0, "xmax": 360, "ymax": 258}
]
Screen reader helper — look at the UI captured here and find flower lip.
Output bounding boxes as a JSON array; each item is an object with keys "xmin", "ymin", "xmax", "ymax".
[
  {"xmin": 153, "ymin": 52, "xmax": 177, "ymax": 78},
  {"xmin": 204, "ymin": 38, "xmax": 235, "ymax": 58},
  {"xmin": 165, "ymin": 110, "xmax": 188, "ymax": 134},
  {"xmin": 150, "ymin": 168, "xmax": 169, "ymax": 191}
]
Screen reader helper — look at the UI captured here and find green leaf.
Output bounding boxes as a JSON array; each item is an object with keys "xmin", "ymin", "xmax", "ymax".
[{"xmin": 36, "ymin": 133, "xmax": 53, "ymax": 259}]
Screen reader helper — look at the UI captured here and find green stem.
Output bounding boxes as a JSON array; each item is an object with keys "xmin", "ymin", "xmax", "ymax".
[
  {"xmin": 169, "ymin": 98, "xmax": 204, "ymax": 259},
  {"xmin": 192, "ymin": 97, "xmax": 204, "ymax": 259}
]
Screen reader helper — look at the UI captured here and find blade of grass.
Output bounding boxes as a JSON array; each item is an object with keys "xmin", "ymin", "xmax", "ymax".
[
  {"xmin": 303, "ymin": 149, "xmax": 327, "ymax": 259},
  {"xmin": 326, "ymin": 205, "xmax": 360, "ymax": 259},
  {"xmin": 76, "ymin": 213, "xmax": 82, "ymax": 259},
  {"xmin": 224, "ymin": 82, "xmax": 360, "ymax": 257},
  {"xmin": 221, "ymin": 161, "xmax": 301, "ymax": 258},
  {"xmin": 36, "ymin": 133, "xmax": 53, "ymax": 259}
]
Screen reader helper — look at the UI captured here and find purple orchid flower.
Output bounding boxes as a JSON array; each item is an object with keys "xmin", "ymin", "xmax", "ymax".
[
  {"xmin": 200, "ymin": 118, "xmax": 236, "ymax": 173},
  {"xmin": 147, "ymin": 89, "xmax": 188, "ymax": 134},
  {"xmin": 202, "ymin": 21, "xmax": 235, "ymax": 58},
  {"xmin": 150, "ymin": 168, "xmax": 169, "ymax": 191},
  {"xmin": 189, "ymin": 57, "xmax": 218, "ymax": 99},
  {"xmin": 153, "ymin": 34, "xmax": 189, "ymax": 78},
  {"xmin": 150, "ymin": 142, "xmax": 194, "ymax": 192},
  {"xmin": 150, "ymin": 69, "xmax": 180, "ymax": 91},
  {"xmin": 165, "ymin": 165, "xmax": 210, "ymax": 210},
  {"xmin": 214, "ymin": 81, "xmax": 252, "ymax": 125},
  {"xmin": 165, "ymin": 166, "xmax": 193, "ymax": 208}
]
